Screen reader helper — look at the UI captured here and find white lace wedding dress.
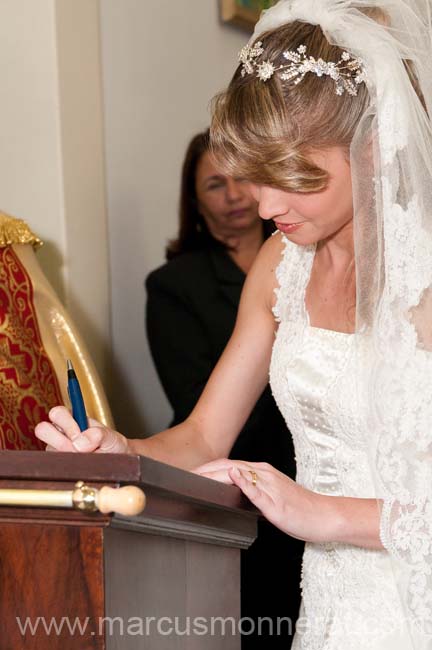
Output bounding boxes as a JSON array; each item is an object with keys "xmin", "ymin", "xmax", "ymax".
[{"xmin": 269, "ymin": 234, "xmax": 412, "ymax": 649}]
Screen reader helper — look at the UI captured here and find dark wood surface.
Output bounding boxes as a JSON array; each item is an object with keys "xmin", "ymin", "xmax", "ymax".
[
  {"xmin": 0, "ymin": 451, "xmax": 259, "ymax": 649},
  {"xmin": 0, "ymin": 451, "xmax": 256, "ymax": 513},
  {"xmin": 0, "ymin": 450, "xmax": 140, "ymax": 481},
  {"xmin": 105, "ymin": 529, "xmax": 240, "ymax": 650},
  {"xmin": 0, "ymin": 524, "xmax": 104, "ymax": 650}
]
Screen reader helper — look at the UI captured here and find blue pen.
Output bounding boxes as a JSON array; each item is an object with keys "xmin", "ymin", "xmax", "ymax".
[{"xmin": 67, "ymin": 359, "xmax": 88, "ymax": 432}]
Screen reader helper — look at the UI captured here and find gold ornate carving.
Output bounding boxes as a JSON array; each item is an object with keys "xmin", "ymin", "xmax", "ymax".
[{"xmin": 0, "ymin": 211, "xmax": 43, "ymax": 249}]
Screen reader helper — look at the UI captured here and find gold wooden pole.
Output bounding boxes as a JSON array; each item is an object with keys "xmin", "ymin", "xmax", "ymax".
[{"xmin": 0, "ymin": 481, "xmax": 146, "ymax": 516}]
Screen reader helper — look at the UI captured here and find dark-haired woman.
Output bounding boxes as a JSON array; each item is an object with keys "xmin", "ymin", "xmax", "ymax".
[{"xmin": 145, "ymin": 129, "xmax": 303, "ymax": 648}]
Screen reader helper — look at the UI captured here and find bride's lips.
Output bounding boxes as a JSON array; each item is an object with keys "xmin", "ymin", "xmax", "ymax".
[{"xmin": 275, "ymin": 221, "xmax": 306, "ymax": 234}]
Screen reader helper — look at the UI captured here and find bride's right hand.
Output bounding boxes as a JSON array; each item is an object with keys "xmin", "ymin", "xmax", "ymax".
[{"xmin": 35, "ymin": 406, "xmax": 130, "ymax": 454}]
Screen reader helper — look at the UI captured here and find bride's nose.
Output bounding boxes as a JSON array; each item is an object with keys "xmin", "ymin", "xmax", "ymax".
[{"xmin": 251, "ymin": 184, "xmax": 290, "ymax": 221}]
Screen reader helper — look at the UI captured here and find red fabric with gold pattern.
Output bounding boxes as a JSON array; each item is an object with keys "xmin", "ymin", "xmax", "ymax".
[{"xmin": 0, "ymin": 247, "xmax": 64, "ymax": 449}]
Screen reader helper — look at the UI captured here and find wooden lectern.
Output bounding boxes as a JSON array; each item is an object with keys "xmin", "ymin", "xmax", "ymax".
[{"xmin": 0, "ymin": 451, "xmax": 258, "ymax": 650}]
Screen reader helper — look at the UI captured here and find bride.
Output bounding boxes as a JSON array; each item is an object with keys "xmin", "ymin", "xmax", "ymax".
[{"xmin": 36, "ymin": 1, "xmax": 432, "ymax": 647}]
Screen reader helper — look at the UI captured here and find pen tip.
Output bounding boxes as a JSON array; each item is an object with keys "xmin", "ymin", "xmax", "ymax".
[{"xmin": 67, "ymin": 359, "xmax": 73, "ymax": 371}]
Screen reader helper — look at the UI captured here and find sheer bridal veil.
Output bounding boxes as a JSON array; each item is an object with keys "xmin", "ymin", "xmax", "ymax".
[{"xmin": 251, "ymin": 0, "xmax": 432, "ymax": 645}]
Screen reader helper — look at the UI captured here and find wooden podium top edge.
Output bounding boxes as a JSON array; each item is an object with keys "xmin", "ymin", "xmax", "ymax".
[
  {"xmin": 0, "ymin": 450, "xmax": 140, "ymax": 481},
  {"xmin": 0, "ymin": 451, "xmax": 256, "ymax": 513}
]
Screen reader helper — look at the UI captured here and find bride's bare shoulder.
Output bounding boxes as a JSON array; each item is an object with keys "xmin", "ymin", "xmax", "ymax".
[
  {"xmin": 252, "ymin": 230, "xmax": 285, "ymax": 277},
  {"xmin": 245, "ymin": 230, "xmax": 286, "ymax": 310}
]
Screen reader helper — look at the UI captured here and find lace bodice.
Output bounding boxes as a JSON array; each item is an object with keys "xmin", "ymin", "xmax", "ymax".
[
  {"xmin": 269, "ymin": 235, "xmax": 374, "ymax": 499},
  {"xmin": 269, "ymin": 235, "xmax": 412, "ymax": 649},
  {"xmin": 271, "ymin": 324, "xmax": 375, "ymax": 498}
]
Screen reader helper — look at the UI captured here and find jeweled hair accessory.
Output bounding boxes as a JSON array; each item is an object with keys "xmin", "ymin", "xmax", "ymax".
[{"xmin": 239, "ymin": 42, "xmax": 366, "ymax": 96}]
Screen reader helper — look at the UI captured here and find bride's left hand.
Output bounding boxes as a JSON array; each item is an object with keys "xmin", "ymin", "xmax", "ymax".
[{"xmin": 193, "ymin": 458, "xmax": 337, "ymax": 543}]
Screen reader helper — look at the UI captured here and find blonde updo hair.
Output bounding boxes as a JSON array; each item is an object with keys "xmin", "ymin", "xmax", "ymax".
[{"xmin": 210, "ymin": 14, "xmax": 383, "ymax": 193}]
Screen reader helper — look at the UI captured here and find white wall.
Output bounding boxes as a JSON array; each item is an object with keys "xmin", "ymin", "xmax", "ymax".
[
  {"xmin": 0, "ymin": 0, "xmax": 110, "ymax": 379},
  {"xmin": 0, "ymin": 0, "xmax": 248, "ymax": 435},
  {"xmin": 0, "ymin": 0, "xmax": 65, "ymax": 297},
  {"xmin": 100, "ymin": 1, "xmax": 248, "ymax": 435}
]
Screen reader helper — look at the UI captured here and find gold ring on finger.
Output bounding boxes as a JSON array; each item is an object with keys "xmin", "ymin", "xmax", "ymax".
[{"xmin": 248, "ymin": 470, "xmax": 258, "ymax": 487}]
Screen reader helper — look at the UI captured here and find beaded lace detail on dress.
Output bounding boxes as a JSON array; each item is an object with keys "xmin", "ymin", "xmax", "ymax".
[{"xmin": 269, "ymin": 234, "xmax": 409, "ymax": 649}]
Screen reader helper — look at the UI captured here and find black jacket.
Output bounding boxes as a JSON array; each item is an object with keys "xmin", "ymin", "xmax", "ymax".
[
  {"xmin": 146, "ymin": 244, "xmax": 303, "ymax": 648},
  {"xmin": 146, "ymin": 245, "xmax": 298, "ymax": 475}
]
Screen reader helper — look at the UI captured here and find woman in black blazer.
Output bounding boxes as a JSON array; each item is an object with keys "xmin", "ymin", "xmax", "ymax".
[{"xmin": 146, "ymin": 130, "xmax": 303, "ymax": 649}]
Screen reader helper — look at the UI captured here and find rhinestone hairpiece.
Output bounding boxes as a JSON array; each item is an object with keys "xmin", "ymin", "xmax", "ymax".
[{"xmin": 239, "ymin": 42, "xmax": 366, "ymax": 96}]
